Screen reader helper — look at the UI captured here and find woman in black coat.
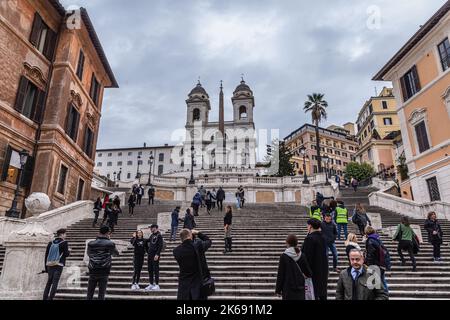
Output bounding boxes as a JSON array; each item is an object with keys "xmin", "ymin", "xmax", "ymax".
[
  {"xmin": 183, "ymin": 209, "xmax": 196, "ymax": 230},
  {"xmin": 424, "ymin": 211, "xmax": 444, "ymax": 261},
  {"xmin": 276, "ymin": 234, "xmax": 312, "ymax": 300}
]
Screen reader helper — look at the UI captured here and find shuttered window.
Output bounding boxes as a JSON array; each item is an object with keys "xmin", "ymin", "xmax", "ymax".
[
  {"xmin": 414, "ymin": 121, "xmax": 430, "ymax": 153},
  {"xmin": 29, "ymin": 12, "xmax": 57, "ymax": 60},
  {"xmin": 438, "ymin": 38, "xmax": 450, "ymax": 71},
  {"xmin": 1, "ymin": 146, "xmax": 34, "ymax": 188},
  {"xmin": 400, "ymin": 66, "xmax": 421, "ymax": 102},
  {"xmin": 83, "ymin": 127, "xmax": 94, "ymax": 158},
  {"xmin": 57, "ymin": 165, "xmax": 68, "ymax": 195},
  {"xmin": 65, "ymin": 104, "xmax": 80, "ymax": 142},
  {"xmin": 76, "ymin": 178, "xmax": 85, "ymax": 201},
  {"xmin": 14, "ymin": 76, "xmax": 45, "ymax": 123},
  {"xmin": 90, "ymin": 74, "xmax": 101, "ymax": 106},
  {"xmin": 426, "ymin": 177, "xmax": 441, "ymax": 202},
  {"xmin": 76, "ymin": 50, "xmax": 85, "ymax": 80}
]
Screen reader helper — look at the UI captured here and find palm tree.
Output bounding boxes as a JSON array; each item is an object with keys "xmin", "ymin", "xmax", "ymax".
[{"xmin": 304, "ymin": 93, "xmax": 328, "ymax": 173}]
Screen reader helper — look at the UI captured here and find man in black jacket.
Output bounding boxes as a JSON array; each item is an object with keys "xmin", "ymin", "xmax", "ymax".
[
  {"xmin": 302, "ymin": 218, "xmax": 329, "ymax": 300},
  {"xmin": 173, "ymin": 229, "xmax": 212, "ymax": 300},
  {"xmin": 216, "ymin": 187, "xmax": 225, "ymax": 211},
  {"xmin": 148, "ymin": 184, "xmax": 155, "ymax": 205},
  {"xmin": 87, "ymin": 226, "xmax": 119, "ymax": 300},
  {"xmin": 43, "ymin": 228, "xmax": 70, "ymax": 300},
  {"xmin": 321, "ymin": 214, "xmax": 339, "ymax": 273},
  {"xmin": 145, "ymin": 224, "xmax": 163, "ymax": 291}
]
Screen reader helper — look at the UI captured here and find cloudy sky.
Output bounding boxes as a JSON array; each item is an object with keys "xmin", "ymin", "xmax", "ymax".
[{"xmin": 61, "ymin": 0, "xmax": 446, "ymax": 153}]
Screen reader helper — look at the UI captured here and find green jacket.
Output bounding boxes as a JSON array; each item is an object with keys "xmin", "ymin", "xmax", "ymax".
[
  {"xmin": 393, "ymin": 224, "xmax": 414, "ymax": 241},
  {"xmin": 336, "ymin": 266, "xmax": 388, "ymax": 300}
]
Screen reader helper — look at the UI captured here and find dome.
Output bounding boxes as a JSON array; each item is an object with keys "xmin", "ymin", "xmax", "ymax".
[
  {"xmin": 189, "ymin": 81, "xmax": 209, "ymax": 98},
  {"xmin": 233, "ymin": 79, "xmax": 253, "ymax": 95}
]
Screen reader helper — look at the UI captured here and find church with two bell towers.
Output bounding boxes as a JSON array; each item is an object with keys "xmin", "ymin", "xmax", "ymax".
[{"xmin": 179, "ymin": 78, "xmax": 257, "ymax": 171}]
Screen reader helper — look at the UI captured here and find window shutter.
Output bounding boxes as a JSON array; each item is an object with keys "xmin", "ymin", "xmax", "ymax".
[
  {"xmin": 64, "ymin": 103, "xmax": 71, "ymax": 135},
  {"xmin": 73, "ymin": 109, "xmax": 80, "ymax": 142},
  {"xmin": 33, "ymin": 89, "xmax": 46, "ymax": 123},
  {"xmin": 14, "ymin": 76, "xmax": 29, "ymax": 113},
  {"xmin": 29, "ymin": 13, "xmax": 43, "ymax": 47},
  {"xmin": 412, "ymin": 65, "xmax": 421, "ymax": 92},
  {"xmin": 43, "ymin": 28, "xmax": 57, "ymax": 61},
  {"xmin": 19, "ymin": 155, "xmax": 34, "ymax": 189},
  {"xmin": 76, "ymin": 51, "xmax": 85, "ymax": 79},
  {"xmin": 90, "ymin": 74, "xmax": 95, "ymax": 99},
  {"xmin": 1, "ymin": 146, "xmax": 12, "ymax": 181},
  {"xmin": 400, "ymin": 76, "xmax": 408, "ymax": 102}
]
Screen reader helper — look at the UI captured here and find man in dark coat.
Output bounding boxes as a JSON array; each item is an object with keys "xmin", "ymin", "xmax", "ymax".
[
  {"xmin": 173, "ymin": 229, "xmax": 212, "ymax": 300},
  {"xmin": 302, "ymin": 218, "xmax": 329, "ymax": 300},
  {"xmin": 148, "ymin": 184, "xmax": 155, "ymax": 205},
  {"xmin": 216, "ymin": 187, "xmax": 225, "ymax": 211}
]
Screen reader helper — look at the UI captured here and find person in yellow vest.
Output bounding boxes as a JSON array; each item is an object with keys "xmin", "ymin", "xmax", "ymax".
[
  {"xmin": 335, "ymin": 201, "xmax": 349, "ymax": 240},
  {"xmin": 309, "ymin": 200, "xmax": 322, "ymax": 221}
]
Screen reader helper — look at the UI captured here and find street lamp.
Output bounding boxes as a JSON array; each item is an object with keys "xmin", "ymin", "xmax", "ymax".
[
  {"xmin": 300, "ymin": 147, "xmax": 309, "ymax": 184},
  {"xmin": 113, "ymin": 171, "xmax": 116, "ymax": 186},
  {"xmin": 147, "ymin": 155, "xmax": 154, "ymax": 186},
  {"xmin": 6, "ymin": 149, "xmax": 29, "ymax": 218},
  {"xmin": 323, "ymin": 156, "xmax": 331, "ymax": 185},
  {"xmin": 136, "ymin": 155, "xmax": 141, "ymax": 179},
  {"xmin": 117, "ymin": 168, "xmax": 122, "ymax": 181},
  {"xmin": 189, "ymin": 145, "xmax": 195, "ymax": 185}
]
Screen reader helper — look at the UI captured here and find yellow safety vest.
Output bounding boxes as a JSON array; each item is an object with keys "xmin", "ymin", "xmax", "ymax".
[
  {"xmin": 336, "ymin": 207, "xmax": 348, "ymax": 224},
  {"xmin": 309, "ymin": 207, "xmax": 322, "ymax": 221}
]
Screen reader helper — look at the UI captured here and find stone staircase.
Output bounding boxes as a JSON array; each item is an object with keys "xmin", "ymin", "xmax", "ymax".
[{"xmin": 0, "ymin": 186, "xmax": 436, "ymax": 300}]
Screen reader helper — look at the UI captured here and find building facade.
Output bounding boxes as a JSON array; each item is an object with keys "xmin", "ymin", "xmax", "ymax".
[
  {"xmin": 0, "ymin": 1, "xmax": 117, "ymax": 217},
  {"xmin": 355, "ymin": 87, "xmax": 400, "ymax": 172},
  {"xmin": 373, "ymin": 2, "xmax": 450, "ymax": 203},
  {"xmin": 94, "ymin": 145, "xmax": 176, "ymax": 183},
  {"xmin": 284, "ymin": 124, "xmax": 358, "ymax": 177}
]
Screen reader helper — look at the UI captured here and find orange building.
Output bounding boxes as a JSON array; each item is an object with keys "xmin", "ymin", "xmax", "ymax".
[{"xmin": 373, "ymin": 2, "xmax": 450, "ymax": 203}]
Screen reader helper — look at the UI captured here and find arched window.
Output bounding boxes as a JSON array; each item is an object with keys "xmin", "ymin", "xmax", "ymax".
[
  {"xmin": 239, "ymin": 106, "xmax": 247, "ymax": 119},
  {"xmin": 193, "ymin": 108, "xmax": 200, "ymax": 121}
]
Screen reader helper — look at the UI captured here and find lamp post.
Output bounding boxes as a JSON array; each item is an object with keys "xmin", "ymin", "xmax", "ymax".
[
  {"xmin": 323, "ymin": 156, "xmax": 331, "ymax": 185},
  {"xmin": 189, "ymin": 145, "xmax": 195, "ymax": 185},
  {"xmin": 147, "ymin": 155, "xmax": 154, "ymax": 186},
  {"xmin": 113, "ymin": 171, "xmax": 116, "ymax": 187},
  {"xmin": 6, "ymin": 149, "xmax": 29, "ymax": 218},
  {"xmin": 136, "ymin": 155, "xmax": 141, "ymax": 179},
  {"xmin": 300, "ymin": 147, "xmax": 309, "ymax": 184}
]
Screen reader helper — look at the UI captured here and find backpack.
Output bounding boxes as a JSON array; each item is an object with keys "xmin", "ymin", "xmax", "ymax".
[
  {"xmin": 46, "ymin": 241, "xmax": 64, "ymax": 267},
  {"xmin": 373, "ymin": 238, "xmax": 392, "ymax": 271}
]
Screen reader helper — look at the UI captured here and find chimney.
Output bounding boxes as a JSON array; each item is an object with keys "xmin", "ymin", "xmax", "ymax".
[{"xmin": 164, "ymin": 144, "xmax": 168, "ymax": 147}]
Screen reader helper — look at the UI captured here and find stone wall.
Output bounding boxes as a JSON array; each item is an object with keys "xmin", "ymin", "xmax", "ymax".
[{"xmin": 256, "ymin": 191, "xmax": 275, "ymax": 203}]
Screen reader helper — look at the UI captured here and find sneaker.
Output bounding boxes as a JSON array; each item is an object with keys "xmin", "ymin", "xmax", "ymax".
[
  {"xmin": 145, "ymin": 284, "xmax": 155, "ymax": 291},
  {"xmin": 151, "ymin": 285, "xmax": 160, "ymax": 291},
  {"xmin": 131, "ymin": 284, "xmax": 139, "ymax": 290}
]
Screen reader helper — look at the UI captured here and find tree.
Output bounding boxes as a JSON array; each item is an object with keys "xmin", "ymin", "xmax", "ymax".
[
  {"xmin": 304, "ymin": 93, "xmax": 328, "ymax": 173},
  {"xmin": 344, "ymin": 162, "xmax": 375, "ymax": 182},
  {"xmin": 264, "ymin": 139, "xmax": 295, "ymax": 177}
]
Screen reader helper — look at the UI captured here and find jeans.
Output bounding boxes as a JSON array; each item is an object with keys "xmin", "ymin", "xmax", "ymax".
[
  {"xmin": 432, "ymin": 241, "xmax": 441, "ymax": 259},
  {"xmin": 43, "ymin": 266, "xmax": 63, "ymax": 300},
  {"xmin": 397, "ymin": 240, "xmax": 416, "ymax": 269},
  {"xmin": 129, "ymin": 205, "xmax": 134, "ymax": 215},
  {"xmin": 326, "ymin": 243, "xmax": 338, "ymax": 269},
  {"xmin": 87, "ymin": 273, "xmax": 109, "ymax": 300},
  {"xmin": 136, "ymin": 195, "xmax": 142, "ymax": 205},
  {"xmin": 148, "ymin": 197, "xmax": 154, "ymax": 205},
  {"xmin": 148, "ymin": 254, "xmax": 160, "ymax": 285},
  {"xmin": 132, "ymin": 255, "xmax": 144, "ymax": 284},
  {"xmin": 171, "ymin": 225, "xmax": 178, "ymax": 240},
  {"xmin": 337, "ymin": 224, "xmax": 348, "ymax": 240},
  {"xmin": 217, "ymin": 200, "xmax": 223, "ymax": 211},
  {"xmin": 236, "ymin": 198, "xmax": 241, "ymax": 209},
  {"xmin": 93, "ymin": 210, "xmax": 99, "ymax": 226}
]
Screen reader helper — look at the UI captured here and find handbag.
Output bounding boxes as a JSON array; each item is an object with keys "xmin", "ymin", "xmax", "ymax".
[
  {"xmin": 191, "ymin": 242, "xmax": 215, "ymax": 297},
  {"xmin": 291, "ymin": 253, "xmax": 315, "ymax": 300}
]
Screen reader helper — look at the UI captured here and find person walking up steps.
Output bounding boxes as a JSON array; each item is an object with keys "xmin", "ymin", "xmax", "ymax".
[
  {"xmin": 351, "ymin": 177, "xmax": 358, "ymax": 192},
  {"xmin": 365, "ymin": 226, "xmax": 390, "ymax": 293},
  {"xmin": 136, "ymin": 185, "xmax": 144, "ymax": 205},
  {"xmin": 224, "ymin": 206, "xmax": 233, "ymax": 254},
  {"xmin": 148, "ymin": 184, "xmax": 155, "ymax": 205},
  {"xmin": 393, "ymin": 216, "xmax": 417, "ymax": 271},
  {"xmin": 145, "ymin": 224, "xmax": 164, "ymax": 291},
  {"xmin": 128, "ymin": 193, "xmax": 136, "ymax": 216},
  {"xmin": 352, "ymin": 203, "xmax": 371, "ymax": 236},
  {"xmin": 43, "ymin": 229, "xmax": 70, "ymax": 300},
  {"xmin": 321, "ymin": 214, "xmax": 339, "ymax": 273},
  {"xmin": 424, "ymin": 211, "xmax": 444, "ymax": 262},
  {"xmin": 276, "ymin": 234, "xmax": 312, "ymax": 300},
  {"xmin": 87, "ymin": 226, "xmax": 119, "ymax": 300},
  {"xmin": 302, "ymin": 219, "xmax": 329, "ymax": 300},
  {"xmin": 211, "ymin": 188, "xmax": 217, "ymax": 210},
  {"xmin": 171, "ymin": 206, "xmax": 181, "ymax": 241},
  {"xmin": 335, "ymin": 201, "xmax": 349, "ymax": 240},
  {"xmin": 130, "ymin": 230, "xmax": 145, "ymax": 290},
  {"xmin": 183, "ymin": 208, "xmax": 196, "ymax": 230},
  {"xmin": 93, "ymin": 197, "xmax": 102, "ymax": 227},
  {"xmin": 308, "ymin": 200, "xmax": 322, "ymax": 221},
  {"xmin": 344, "ymin": 233, "xmax": 361, "ymax": 260},
  {"xmin": 192, "ymin": 192, "xmax": 202, "ymax": 216},
  {"xmin": 216, "ymin": 187, "xmax": 225, "ymax": 211},
  {"xmin": 235, "ymin": 188, "xmax": 241, "ymax": 210}
]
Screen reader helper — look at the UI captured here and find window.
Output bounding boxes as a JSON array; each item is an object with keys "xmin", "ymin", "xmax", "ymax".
[
  {"xmin": 370, "ymin": 120, "xmax": 375, "ymax": 130},
  {"xmin": 239, "ymin": 106, "xmax": 248, "ymax": 119},
  {"xmin": 127, "ymin": 173, "xmax": 131, "ymax": 179},
  {"xmin": 128, "ymin": 152, "xmax": 133, "ymax": 156},
  {"xmin": 76, "ymin": 50, "xmax": 85, "ymax": 80},
  {"xmin": 383, "ymin": 118, "xmax": 393, "ymax": 125},
  {"xmin": 336, "ymin": 160, "xmax": 342, "ymax": 165},
  {"xmin": 29, "ymin": 13, "xmax": 57, "ymax": 60},
  {"xmin": 368, "ymin": 148, "xmax": 373, "ymax": 160},
  {"xmin": 98, "ymin": 153, "xmax": 102, "ymax": 157},
  {"xmin": 335, "ymin": 150, "xmax": 340, "ymax": 156},
  {"xmin": 1, "ymin": 147, "xmax": 20, "ymax": 185},
  {"xmin": 57, "ymin": 165, "xmax": 68, "ymax": 194},
  {"xmin": 65, "ymin": 104, "xmax": 80, "ymax": 142},
  {"xmin": 313, "ymin": 165, "xmax": 318, "ymax": 174},
  {"xmin": 159, "ymin": 153, "xmax": 164, "ymax": 162},
  {"xmin": 400, "ymin": 66, "xmax": 421, "ymax": 101},
  {"xmin": 107, "ymin": 162, "xmax": 112, "ymax": 167},
  {"xmin": 368, "ymin": 104, "xmax": 373, "ymax": 114},
  {"xmin": 158, "ymin": 165, "xmax": 164, "ymax": 175},
  {"xmin": 438, "ymin": 38, "xmax": 450, "ymax": 71},
  {"xmin": 342, "ymin": 153, "xmax": 348, "ymax": 158},
  {"xmin": 138, "ymin": 151, "xmax": 142, "ymax": 156},
  {"xmin": 327, "ymin": 149, "xmax": 333, "ymax": 154},
  {"xmin": 107, "ymin": 153, "xmax": 112, "ymax": 157},
  {"xmin": 97, "ymin": 162, "xmax": 102, "ymax": 167},
  {"xmin": 76, "ymin": 178, "xmax": 84, "ymax": 201},
  {"xmin": 349, "ymin": 146, "xmax": 354, "ymax": 151},
  {"xmin": 83, "ymin": 127, "xmax": 94, "ymax": 158},
  {"xmin": 107, "ymin": 173, "xmax": 110, "ymax": 179},
  {"xmin": 382, "ymin": 101, "xmax": 388, "ymax": 109},
  {"xmin": 14, "ymin": 76, "xmax": 45, "ymax": 123},
  {"xmin": 193, "ymin": 108, "xmax": 200, "ymax": 121},
  {"xmin": 127, "ymin": 161, "xmax": 133, "ymax": 166},
  {"xmin": 138, "ymin": 160, "xmax": 143, "ymax": 165},
  {"xmin": 118, "ymin": 152, "xmax": 122, "ymax": 156},
  {"xmin": 414, "ymin": 121, "xmax": 430, "ymax": 153},
  {"xmin": 117, "ymin": 161, "xmax": 122, "ymax": 166},
  {"xmin": 426, "ymin": 177, "xmax": 441, "ymax": 201},
  {"xmin": 90, "ymin": 74, "xmax": 101, "ymax": 106}
]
